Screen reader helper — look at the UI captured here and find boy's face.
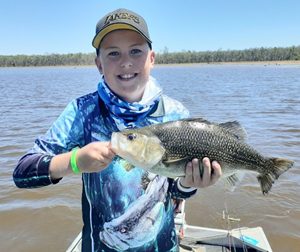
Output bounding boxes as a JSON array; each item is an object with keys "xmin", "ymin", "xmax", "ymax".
[{"xmin": 95, "ymin": 30, "xmax": 155, "ymax": 103}]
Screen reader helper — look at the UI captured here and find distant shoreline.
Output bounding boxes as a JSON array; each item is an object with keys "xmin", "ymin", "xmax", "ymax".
[
  {"xmin": 0, "ymin": 60, "xmax": 299, "ymax": 68},
  {"xmin": 155, "ymin": 60, "xmax": 300, "ymax": 67},
  {"xmin": 1, "ymin": 45, "xmax": 299, "ymax": 67}
]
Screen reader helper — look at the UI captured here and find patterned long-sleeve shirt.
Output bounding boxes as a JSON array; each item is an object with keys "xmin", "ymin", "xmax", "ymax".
[{"xmin": 13, "ymin": 91, "xmax": 197, "ymax": 252}]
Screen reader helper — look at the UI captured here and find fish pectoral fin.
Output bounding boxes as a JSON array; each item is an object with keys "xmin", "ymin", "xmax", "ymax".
[
  {"xmin": 219, "ymin": 121, "xmax": 247, "ymax": 141},
  {"xmin": 163, "ymin": 156, "xmax": 189, "ymax": 164},
  {"xmin": 119, "ymin": 158, "xmax": 135, "ymax": 171}
]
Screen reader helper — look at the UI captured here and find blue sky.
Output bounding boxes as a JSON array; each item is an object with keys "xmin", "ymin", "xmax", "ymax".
[{"xmin": 1, "ymin": 0, "xmax": 300, "ymax": 55}]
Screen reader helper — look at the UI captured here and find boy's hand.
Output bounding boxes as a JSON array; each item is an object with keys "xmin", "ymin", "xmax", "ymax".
[
  {"xmin": 179, "ymin": 157, "xmax": 222, "ymax": 188},
  {"xmin": 76, "ymin": 141, "xmax": 115, "ymax": 173}
]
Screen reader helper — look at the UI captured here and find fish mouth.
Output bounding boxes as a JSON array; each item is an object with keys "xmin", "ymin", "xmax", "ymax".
[
  {"xmin": 111, "ymin": 132, "xmax": 128, "ymax": 156},
  {"xmin": 111, "ymin": 132, "xmax": 118, "ymax": 152},
  {"xmin": 117, "ymin": 73, "xmax": 138, "ymax": 81}
]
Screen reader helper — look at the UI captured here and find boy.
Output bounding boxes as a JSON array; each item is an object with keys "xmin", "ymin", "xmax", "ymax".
[{"xmin": 13, "ymin": 8, "xmax": 221, "ymax": 251}]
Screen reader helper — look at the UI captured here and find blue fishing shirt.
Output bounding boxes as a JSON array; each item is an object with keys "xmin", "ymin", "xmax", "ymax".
[{"xmin": 13, "ymin": 91, "xmax": 197, "ymax": 252}]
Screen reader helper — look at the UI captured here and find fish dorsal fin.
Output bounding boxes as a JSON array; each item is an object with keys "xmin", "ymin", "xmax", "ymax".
[
  {"xmin": 183, "ymin": 117, "xmax": 247, "ymax": 141},
  {"xmin": 219, "ymin": 121, "xmax": 247, "ymax": 141},
  {"xmin": 181, "ymin": 117, "xmax": 212, "ymax": 125}
]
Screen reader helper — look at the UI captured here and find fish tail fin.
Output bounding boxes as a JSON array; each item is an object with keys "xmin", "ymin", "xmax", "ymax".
[{"xmin": 257, "ymin": 158, "xmax": 294, "ymax": 195}]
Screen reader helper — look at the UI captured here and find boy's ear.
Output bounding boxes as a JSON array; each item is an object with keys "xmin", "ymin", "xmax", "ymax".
[
  {"xmin": 150, "ymin": 51, "xmax": 155, "ymax": 66},
  {"xmin": 95, "ymin": 57, "xmax": 103, "ymax": 74}
]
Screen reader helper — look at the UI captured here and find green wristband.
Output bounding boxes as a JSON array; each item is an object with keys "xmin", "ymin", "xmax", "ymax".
[{"xmin": 71, "ymin": 147, "xmax": 81, "ymax": 174}]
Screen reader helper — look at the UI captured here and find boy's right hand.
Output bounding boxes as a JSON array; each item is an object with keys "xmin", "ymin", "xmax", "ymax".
[{"xmin": 76, "ymin": 141, "xmax": 116, "ymax": 173}]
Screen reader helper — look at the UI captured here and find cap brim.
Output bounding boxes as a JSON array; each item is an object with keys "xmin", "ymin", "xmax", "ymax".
[{"xmin": 92, "ymin": 23, "xmax": 151, "ymax": 49}]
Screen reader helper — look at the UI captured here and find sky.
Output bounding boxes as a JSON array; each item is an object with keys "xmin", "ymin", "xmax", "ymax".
[{"xmin": 1, "ymin": 0, "xmax": 300, "ymax": 55}]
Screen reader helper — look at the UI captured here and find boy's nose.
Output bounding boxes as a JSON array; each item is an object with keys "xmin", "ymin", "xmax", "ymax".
[{"xmin": 120, "ymin": 55, "xmax": 133, "ymax": 68}]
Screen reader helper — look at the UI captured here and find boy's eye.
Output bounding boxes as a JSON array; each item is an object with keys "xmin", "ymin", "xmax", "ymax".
[
  {"xmin": 108, "ymin": 51, "xmax": 120, "ymax": 57},
  {"xmin": 130, "ymin": 48, "xmax": 142, "ymax": 55}
]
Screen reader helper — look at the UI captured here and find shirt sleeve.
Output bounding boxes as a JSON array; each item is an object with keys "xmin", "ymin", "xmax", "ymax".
[
  {"xmin": 13, "ymin": 99, "xmax": 84, "ymax": 188},
  {"xmin": 13, "ymin": 153, "xmax": 60, "ymax": 188}
]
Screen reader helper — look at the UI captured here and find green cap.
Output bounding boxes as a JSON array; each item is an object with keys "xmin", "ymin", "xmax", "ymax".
[{"xmin": 92, "ymin": 8, "xmax": 152, "ymax": 49}]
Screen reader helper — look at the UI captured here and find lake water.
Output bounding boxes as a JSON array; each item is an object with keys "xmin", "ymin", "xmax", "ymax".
[{"xmin": 0, "ymin": 64, "xmax": 299, "ymax": 252}]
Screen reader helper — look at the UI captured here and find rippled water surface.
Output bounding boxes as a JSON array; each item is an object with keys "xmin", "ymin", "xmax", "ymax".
[{"xmin": 0, "ymin": 64, "xmax": 299, "ymax": 252}]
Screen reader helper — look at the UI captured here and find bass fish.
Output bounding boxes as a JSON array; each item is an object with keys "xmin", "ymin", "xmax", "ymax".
[{"xmin": 111, "ymin": 118, "xmax": 294, "ymax": 194}]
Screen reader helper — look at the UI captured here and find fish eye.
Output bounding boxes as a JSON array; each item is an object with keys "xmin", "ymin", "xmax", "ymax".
[
  {"xmin": 119, "ymin": 226, "xmax": 128, "ymax": 233},
  {"xmin": 127, "ymin": 133, "xmax": 137, "ymax": 141}
]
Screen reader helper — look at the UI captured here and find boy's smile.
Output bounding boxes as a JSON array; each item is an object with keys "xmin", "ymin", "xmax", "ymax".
[
  {"xmin": 95, "ymin": 30, "xmax": 155, "ymax": 103},
  {"xmin": 118, "ymin": 73, "xmax": 137, "ymax": 81}
]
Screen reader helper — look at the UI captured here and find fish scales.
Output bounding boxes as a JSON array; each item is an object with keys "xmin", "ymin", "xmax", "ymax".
[{"xmin": 152, "ymin": 120, "xmax": 264, "ymax": 170}]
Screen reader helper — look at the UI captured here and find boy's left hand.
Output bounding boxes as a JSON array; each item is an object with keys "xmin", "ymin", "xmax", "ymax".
[{"xmin": 179, "ymin": 157, "xmax": 222, "ymax": 188}]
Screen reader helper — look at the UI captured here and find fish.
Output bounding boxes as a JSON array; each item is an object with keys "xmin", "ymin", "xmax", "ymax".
[
  {"xmin": 100, "ymin": 175, "xmax": 168, "ymax": 250},
  {"xmin": 111, "ymin": 118, "xmax": 294, "ymax": 194}
]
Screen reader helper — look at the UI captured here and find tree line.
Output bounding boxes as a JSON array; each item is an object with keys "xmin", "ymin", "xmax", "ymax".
[
  {"xmin": 0, "ymin": 53, "xmax": 95, "ymax": 67},
  {"xmin": 155, "ymin": 45, "xmax": 300, "ymax": 64},
  {"xmin": 0, "ymin": 46, "xmax": 299, "ymax": 67}
]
